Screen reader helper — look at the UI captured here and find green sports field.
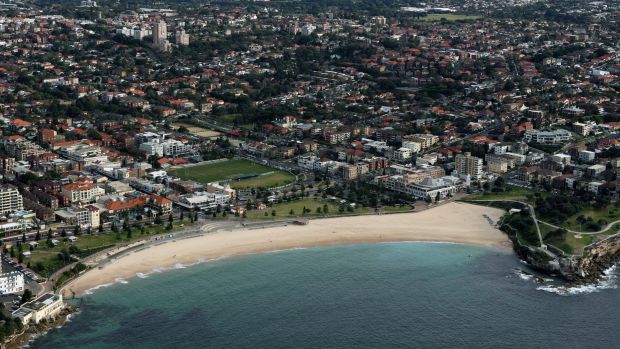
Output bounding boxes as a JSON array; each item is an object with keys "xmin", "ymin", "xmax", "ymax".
[
  {"xmin": 168, "ymin": 159, "xmax": 295, "ymax": 189},
  {"xmin": 418, "ymin": 14, "xmax": 482, "ymax": 22}
]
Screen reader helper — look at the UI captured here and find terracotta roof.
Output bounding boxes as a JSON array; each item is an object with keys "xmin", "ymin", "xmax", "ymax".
[{"xmin": 63, "ymin": 183, "xmax": 95, "ymax": 191}]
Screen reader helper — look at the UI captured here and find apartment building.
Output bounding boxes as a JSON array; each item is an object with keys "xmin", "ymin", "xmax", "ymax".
[
  {"xmin": 0, "ymin": 186, "xmax": 24, "ymax": 215},
  {"xmin": 61, "ymin": 183, "xmax": 104, "ymax": 203},
  {"xmin": 523, "ymin": 129, "xmax": 572, "ymax": 145},
  {"xmin": 404, "ymin": 134, "xmax": 439, "ymax": 150},
  {"xmin": 454, "ymin": 152, "xmax": 483, "ymax": 179}
]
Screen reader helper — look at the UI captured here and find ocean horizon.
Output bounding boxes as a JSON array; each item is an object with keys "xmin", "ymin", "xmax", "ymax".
[{"xmin": 31, "ymin": 242, "xmax": 620, "ymax": 348}]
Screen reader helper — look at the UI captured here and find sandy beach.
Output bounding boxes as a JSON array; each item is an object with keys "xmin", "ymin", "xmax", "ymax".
[{"xmin": 64, "ymin": 202, "xmax": 507, "ymax": 295}]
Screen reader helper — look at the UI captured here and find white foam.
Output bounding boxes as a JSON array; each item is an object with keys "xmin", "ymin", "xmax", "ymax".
[
  {"xmin": 83, "ymin": 282, "xmax": 115, "ymax": 295},
  {"xmin": 136, "ymin": 273, "xmax": 149, "ymax": 279},
  {"xmin": 174, "ymin": 263, "xmax": 186, "ymax": 269},
  {"xmin": 537, "ymin": 265, "xmax": 618, "ymax": 296},
  {"xmin": 513, "ymin": 269, "xmax": 533, "ymax": 281}
]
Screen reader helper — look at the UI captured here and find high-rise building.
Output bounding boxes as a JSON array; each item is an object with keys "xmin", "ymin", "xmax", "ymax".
[
  {"xmin": 0, "ymin": 185, "xmax": 23, "ymax": 215},
  {"xmin": 454, "ymin": 152, "xmax": 483, "ymax": 180},
  {"xmin": 153, "ymin": 21, "xmax": 168, "ymax": 48}
]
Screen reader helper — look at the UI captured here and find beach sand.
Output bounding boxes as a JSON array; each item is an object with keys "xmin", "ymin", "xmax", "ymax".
[{"xmin": 64, "ymin": 202, "xmax": 507, "ymax": 295}]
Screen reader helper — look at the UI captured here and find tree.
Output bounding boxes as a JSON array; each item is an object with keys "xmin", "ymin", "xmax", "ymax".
[
  {"xmin": 61, "ymin": 229, "xmax": 67, "ymax": 237},
  {"xmin": 35, "ymin": 232, "xmax": 41, "ymax": 241},
  {"xmin": 180, "ymin": 211, "xmax": 184, "ymax": 220},
  {"xmin": 74, "ymin": 225, "xmax": 81, "ymax": 236},
  {"xmin": 47, "ymin": 229, "xmax": 53, "ymax": 239},
  {"xmin": 21, "ymin": 233, "xmax": 26, "ymax": 244},
  {"xmin": 289, "ymin": 209, "xmax": 295, "ymax": 215},
  {"xmin": 271, "ymin": 210, "xmax": 276, "ymax": 217},
  {"xmin": 168, "ymin": 214, "xmax": 173, "ymax": 223},
  {"xmin": 20, "ymin": 289, "xmax": 33, "ymax": 305},
  {"xmin": 323, "ymin": 204, "xmax": 329, "ymax": 213}
]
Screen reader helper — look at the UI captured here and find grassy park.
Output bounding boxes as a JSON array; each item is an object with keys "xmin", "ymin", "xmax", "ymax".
[
  {"xmin": 15, "ymin": 221, "xmax": 192, "ymax": 278},
  {"xmin": 418, "ymin": 14, "xmax": 482, "ymax": 22},
  {"xmin": 168, "ymin": 159, "xmax": 295, "ymax": 189},
  {"xmin": 245, "ymin": 198, "xmax": 413, "ymax": 220}
]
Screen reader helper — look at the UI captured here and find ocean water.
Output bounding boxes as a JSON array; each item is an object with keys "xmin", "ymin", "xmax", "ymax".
[{"xmin": 30, "ymin": 243, "xmax": 620, "ymax": 349}]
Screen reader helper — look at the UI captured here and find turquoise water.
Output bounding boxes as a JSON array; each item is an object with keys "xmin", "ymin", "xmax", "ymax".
[{"xmin": 31, "ymin": 243, "xmax": 620, "ymax": 348}]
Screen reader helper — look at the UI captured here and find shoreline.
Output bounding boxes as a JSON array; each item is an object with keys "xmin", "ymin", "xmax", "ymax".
[{"xmin": 63, "ymin": 202, "xmax": 508, "ymax": 296}]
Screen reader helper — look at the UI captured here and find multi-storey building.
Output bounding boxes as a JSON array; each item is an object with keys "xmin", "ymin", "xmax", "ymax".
[
  {"xmin": 523, "ymin": 129, "xmax": 572, "ymax": 145},
  {"xmin": 2, "ymin": 136, "xmax": 44, "ymax": 161},
  {"xmin": 0, "ymin": 271, "xmax": 24, "ymax": 295},
  {"xmin": 175, "ymin": 29, "xmax": 189, "ymax": 45},
  {"xmin": 454, "ymin": 152, "xmax": 483, "ymax": 179},
  {"xmin": 153, "ymin": 20, "xmax": 167, "ymax": 45},
  {"xmin": 0, "ymin": 186, "xmax": 24, "ymax": 215},
  {"xmin": 404, "ymin": 134, "xmax": 439, "ymax": 150},
  {"xmin": 61, "ymin": 183, "xmax": 104, "ymax": 203}
]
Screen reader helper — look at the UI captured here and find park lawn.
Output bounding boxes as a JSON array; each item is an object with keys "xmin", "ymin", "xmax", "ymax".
[
  {"xmin": 230, "ymin": 172, "xmax": 294, "ymax": 189},
  {"xmin": 563, "ymin": 233, "xmax": 594, "ymax": 255},
  {"xmin": 419, "ymin": 14, "xmax": 482, "ymax": 22},
  {"xmin": 239, "ymin": 123, "xmax": 255, "ymax": 131},
  {"xmin": 23, "ymin": 221, "xmax": 193, "ymax": 277},
  {"xmin": 245, "ymin": 198, "xmax": 361, "ymax": 219},
  {"xmin": 465, "ymin": 185, "xmax": 545, "ymax": 204},
  {"xmin": 551, "ymin": 204, "xmax": 620, "ymax": 232},
  {"xmin": 168, "ymin": 159, "xmax": 294, "ymax": 188},
  {"xmin": 213, "ymin": 113, "xmax": 241, "ymax": 124}
]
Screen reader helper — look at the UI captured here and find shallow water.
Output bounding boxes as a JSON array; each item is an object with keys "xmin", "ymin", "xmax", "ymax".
[{"xmin": 31, "ymin": 243, "xmax": 620, "ymax": 348}]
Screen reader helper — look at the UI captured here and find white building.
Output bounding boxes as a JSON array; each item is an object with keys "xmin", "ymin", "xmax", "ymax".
[
  {"xmin": 140, "ymin": 139, "xmax": 192, "ymax": 157},
  {"xmin": 393, "ymin": 148, "xmax": 412, "ymax": 162},
  {"xmin": 297, "ymin": 155, "xmax": 323, "ymax": 171},
  {"xmin": 401, "ymin": 140, "xmax": 422, "ymax": 153},
  {"xmin": 523, "ymin": 129, "xmax": 572, "ymax": 145},
  {"xmin": 552, "ymin": 154, "xmax": 571, "ymax": 165},
  {"xmin": 12, "ymin": 293, "xmax": 64, "ymax": 324},
  {"xmin": 382, "ymin": 175, "xmax": 460, "ymax": 200},
  {"xmin": 140, "ymin": 141, "xmax": 165, "ymax": 157},
  {"xmin": 578, "ymin": 150, "xmax": 596, "ymax": 162},
  {"xmin": 176, "ymin": 192, "xmax": 229, "ymax": 211},
  {"xmin": 0, "ymin": 186, "xmax": 23, "ymax": 215},
  {"xmin": 0, "ymin": 271, "xmax": 24, "ymax": 295}
]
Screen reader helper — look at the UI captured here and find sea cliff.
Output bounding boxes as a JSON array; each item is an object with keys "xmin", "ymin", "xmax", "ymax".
[{"xmin": 501, "ymin": 222, "xmax": 620, "ymax": 284}]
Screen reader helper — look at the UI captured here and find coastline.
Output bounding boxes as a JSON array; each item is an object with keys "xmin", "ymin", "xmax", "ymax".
[{"xmin": 63, "ymin": 202, "xmax": 508, "ymax": 296}]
